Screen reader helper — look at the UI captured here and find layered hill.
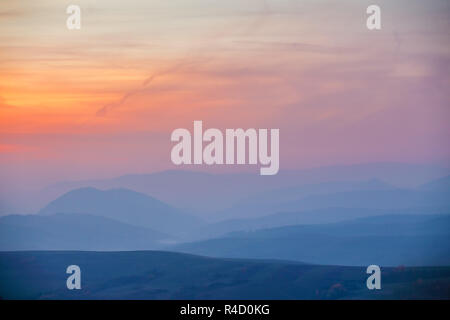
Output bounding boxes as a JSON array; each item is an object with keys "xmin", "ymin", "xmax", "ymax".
[
  {"xmin": 173, "ymin": 214, "xmax": 450, "ymax": 266},
  {"xmin": 0, "ymin": 213, "xmax": 171, "ymax": 251},
  {"xmin": 1, "ymin": 251, "xmax": 449, "ymax": 299},
  {"xmin": 38, "ymin": 187, "xmax": 203, "ymax": 236}
]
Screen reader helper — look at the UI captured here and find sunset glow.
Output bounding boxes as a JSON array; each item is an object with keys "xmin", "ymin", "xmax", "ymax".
[{"xmin": 1, "ymin": 0, "xmax": 449, "ymax": 188}]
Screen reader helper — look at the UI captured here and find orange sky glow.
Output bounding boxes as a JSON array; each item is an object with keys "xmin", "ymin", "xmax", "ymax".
[{"xmin": 1, "ymin": 0, "xmax": 449, "ymax": 190}]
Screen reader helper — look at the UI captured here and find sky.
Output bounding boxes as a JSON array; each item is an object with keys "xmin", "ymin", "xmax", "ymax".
[{"xmin": 0, "ymin": 0, "xmax": 449, "ymax": 192}]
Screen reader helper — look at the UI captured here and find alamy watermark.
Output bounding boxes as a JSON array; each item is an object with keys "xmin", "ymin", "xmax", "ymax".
[
  {"xmin": 366, "ymin": 265, "xmax": 381, "ymax": 290},
  {"xmin": 66, "ymin": 265, "xmax": 81, "ymax": 290},
  {"xmin": 366, "ymin": 5, "xmax": 381, "ymax": 30},
  {"xmin": 66, "ymin": 5, "xmax": 81, "ymax": 30},
  {"xmin": 170, "ymin": 121, "xmax": 279, "ymax": 175}
]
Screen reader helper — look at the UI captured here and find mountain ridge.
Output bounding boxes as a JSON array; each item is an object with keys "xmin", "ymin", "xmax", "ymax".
[
  {"xmin": 0, "ymin": 212, "xmax": 172, "ymax": 251},
  {"xmin": 38, "ymin": 187, "xmax": 203, "ymax": 236}
]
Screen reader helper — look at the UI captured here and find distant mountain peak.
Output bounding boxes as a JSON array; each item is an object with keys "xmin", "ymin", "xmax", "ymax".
[{"xmin": 38, "ymin": 186, "xmax": 203, "ymax": 236}]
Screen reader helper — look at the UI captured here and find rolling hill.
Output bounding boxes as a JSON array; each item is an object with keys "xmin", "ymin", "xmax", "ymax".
[
  {"xmin": 173, "ymin": 214, "xmax": 450, "ymax": 266},
  {"xmin": 192, "ymin": 207, "xmax": 445, "ymax": 241},
  {"xmin": 1, "ymin": 251, "xmax": 449, "ymax": 299},
  {"xmin": 0, "ymin": 213, "xmax": 172, "ymax": 251}
]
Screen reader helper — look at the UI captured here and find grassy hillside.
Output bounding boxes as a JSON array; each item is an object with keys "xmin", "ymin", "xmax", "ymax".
[{"xmin": 0, "ymin": 251, "xmax": 449, "ymax": 299}]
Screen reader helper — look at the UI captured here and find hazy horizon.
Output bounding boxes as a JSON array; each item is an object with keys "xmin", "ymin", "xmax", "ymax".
[{"xmin": 1, "ymin": 0, "xmax": 449, "ymax": 191}]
